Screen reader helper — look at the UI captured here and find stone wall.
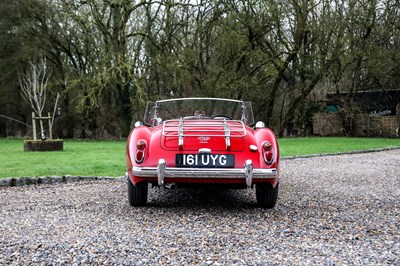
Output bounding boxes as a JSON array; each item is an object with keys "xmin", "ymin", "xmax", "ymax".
[
  {"xmin": 312, "ymin": 113, "xmax": 344, "ymax": 136},
  {"xmin": 369, "ymin": 116, "xmax": 399, "ymax": 137},
  {"xmin": 313, "ymin": 113, "xmax": 398, "ymax": 137}
]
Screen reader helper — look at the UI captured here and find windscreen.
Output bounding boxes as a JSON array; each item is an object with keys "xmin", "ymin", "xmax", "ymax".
[{"xmin": 144, "ymin": 98, "xmax": 254, "ymax": 126}]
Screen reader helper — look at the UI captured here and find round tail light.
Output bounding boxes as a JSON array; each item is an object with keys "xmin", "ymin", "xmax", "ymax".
[
  {"xmin": 263, "ymin": 141, "xmax": 273, "ymax": 165},
  {"xmin": 136, "ymin": 139, "xmax": 146, "ymax": 150},
  {"xmin": 135, "ymin": 139, "xmax": 146, "ymax": 163},
  {"xmin": 263, "ymin": 141, "xmax": 272, "ymax": 151}
]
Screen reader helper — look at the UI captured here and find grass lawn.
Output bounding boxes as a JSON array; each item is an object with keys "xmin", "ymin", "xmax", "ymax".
[
  {"xmin": 278, "ymin": 137, "xmax": 400, "ymax": 157},
  {"xmin": 0, "ymin": 137, "xmax": 399, "ymax": 178},
  {"xmin": 0, "ymin": 139, "xmax": 126, "ymax": 178}
]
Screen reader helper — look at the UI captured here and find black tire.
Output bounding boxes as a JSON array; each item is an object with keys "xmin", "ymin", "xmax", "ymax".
[
  {"xmin": 127, "ymin": 178, "xmax": 148, "ymax": 206},
  {"xmin": 256, "ymin": 182, "xmax": 279, "ymax": 208}
]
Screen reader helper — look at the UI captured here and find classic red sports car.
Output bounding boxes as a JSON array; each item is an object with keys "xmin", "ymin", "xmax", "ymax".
[{"xmin": 126, "ymin": 98, "xmax": 280, "ymax": 207}]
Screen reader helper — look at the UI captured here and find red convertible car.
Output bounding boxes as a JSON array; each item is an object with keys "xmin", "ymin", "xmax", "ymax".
[{"xmin": 126, "ymin": 98, "xmax": 280, "ymax": 207}]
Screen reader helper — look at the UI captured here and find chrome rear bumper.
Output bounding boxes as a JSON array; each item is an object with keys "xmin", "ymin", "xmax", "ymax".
[{"xmin": 132, "ymin": 159, "xmax": 277, "ymax": 187}]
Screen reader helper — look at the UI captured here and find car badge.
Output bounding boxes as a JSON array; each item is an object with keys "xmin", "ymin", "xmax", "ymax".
[{"xmin": 198, "ymin": 136, "xmax": 210, "ymax": 143}]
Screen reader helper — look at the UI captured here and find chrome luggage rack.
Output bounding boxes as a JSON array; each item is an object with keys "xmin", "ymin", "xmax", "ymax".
[{"xmin": 162, "ymin": 119, "xmax": 246, "ymax": 150}]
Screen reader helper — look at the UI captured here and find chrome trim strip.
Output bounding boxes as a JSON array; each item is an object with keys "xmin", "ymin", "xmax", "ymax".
[
  {"xmin": 132, "ymin": 167, "xmax": 277, "ymax": 178},
  {"xmin": 199, "ymin": 148, "xmax": 211, "ymax": 154},
  {"xmin": 224, "ymin": 120, "xmax": 231, "ymax": 150},
  {"xmin": 132, "ymin": 159, "xmax": 277, "ymax": 186},
  {"xmin": 178, "ymin": 118, "xmax": 184, "ymax": 149},
  {"xmin": 156, "ymin": 98, "xmax": 243, "ymax": 104}
]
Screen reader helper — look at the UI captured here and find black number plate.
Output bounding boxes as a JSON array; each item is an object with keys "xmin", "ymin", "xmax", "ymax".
[{"xmin": 176, "ymin": 154, "xmax": 235, "ymax": 168}]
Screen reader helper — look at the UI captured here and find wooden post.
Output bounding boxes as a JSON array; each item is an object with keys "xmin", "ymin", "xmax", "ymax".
[
  {"xmin": 48, "ymin": 112, "xmax": 52, "ymax": 139},
  {"xmin": 32, "ymin": 112, "xmax": 37, "ymax": 141}
]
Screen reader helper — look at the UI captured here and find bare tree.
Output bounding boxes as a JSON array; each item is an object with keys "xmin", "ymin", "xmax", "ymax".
[{"xmin": 19, "ymin": 58, "xmax": 51, "ymax": 140}]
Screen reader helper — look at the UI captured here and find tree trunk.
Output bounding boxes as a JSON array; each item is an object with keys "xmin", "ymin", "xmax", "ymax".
[{"xmin": 39, "ymin": 118, "xmax": 45, "ymax": 140}]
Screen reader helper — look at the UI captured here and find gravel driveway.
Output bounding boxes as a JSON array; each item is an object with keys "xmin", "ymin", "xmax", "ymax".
[{"xmin": 1, "ymin": 150, "xmax": 399, "ymax": 265}]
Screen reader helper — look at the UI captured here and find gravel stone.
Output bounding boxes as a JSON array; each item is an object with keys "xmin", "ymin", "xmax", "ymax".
[{"xmin": 0, "ymin": 149, "xmax": 399, "ymax": 265}]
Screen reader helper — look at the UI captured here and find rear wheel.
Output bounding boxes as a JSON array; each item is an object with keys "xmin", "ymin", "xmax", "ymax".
[
  {"xmin": 127, "ymin": 178, "xmax": 148, "ymax": 206},
  {"xmin": 256, "ymin": 182, "xmax": 279, "ymax": 208}
]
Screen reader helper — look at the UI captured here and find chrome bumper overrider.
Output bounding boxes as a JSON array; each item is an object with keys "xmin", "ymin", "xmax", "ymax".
[{"xmin": 132, "ymin": 159, "xmax": 277, "ymax": 187}]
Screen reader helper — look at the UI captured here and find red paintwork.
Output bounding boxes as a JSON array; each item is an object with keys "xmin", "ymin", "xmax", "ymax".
[{"xmin": 126, "ymin": 119, "xmax": 279, "ymax": 188}]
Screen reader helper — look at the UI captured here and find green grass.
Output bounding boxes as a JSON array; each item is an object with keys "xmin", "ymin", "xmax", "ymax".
[
  {"xmin": 278, "ymin": 137, "xmax": 400, "ymax": 157},
  {"xmin": 0, "ymin": 137, "xmax": 399, "ymax": 178},
  {"xmin": 0, "ymin": 139, "xmax": 126, "ymax": 178}
]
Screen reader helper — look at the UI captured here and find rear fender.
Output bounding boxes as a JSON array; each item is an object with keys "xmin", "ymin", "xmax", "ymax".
[
  {"xmin": 126, "ymin": 126, "xmax": 152, "ymax": 185},
  {"xmin": 254, "ymin": 127, "xmax": 280, "ymax": 171}
]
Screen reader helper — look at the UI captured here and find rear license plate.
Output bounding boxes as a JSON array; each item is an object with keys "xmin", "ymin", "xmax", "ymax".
[{"xmin": 176, "ymin": 154, "xmax": 234, "ymax": 168}]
